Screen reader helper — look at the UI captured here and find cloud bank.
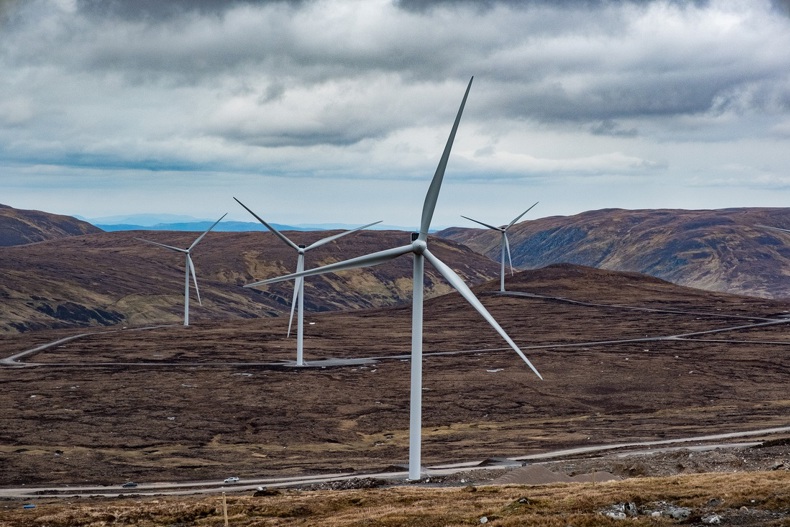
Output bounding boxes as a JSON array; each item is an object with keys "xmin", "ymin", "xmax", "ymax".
[{"xmin": 1, "ymin": 0, "xmax": 789, "ymax": 225}]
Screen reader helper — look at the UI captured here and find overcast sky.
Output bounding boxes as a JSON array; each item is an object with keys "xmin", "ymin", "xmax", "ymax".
[{"xmin": 2, "ymin": 0, "xmax": 789, "ymax": 228}]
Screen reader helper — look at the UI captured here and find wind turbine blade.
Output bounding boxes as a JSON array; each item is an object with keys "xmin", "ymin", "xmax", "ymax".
[
  {"xmin": 423, "ymin": 248, "xmax": 542, "ymax": 380},
  {"xmin": 305, "ymin": 220, "xmax": 383, "ymax": 251},
  {"xmin": 757, "ymin": 224, "xmax": 790, "ymax": 235},
  {"xmin": 245, "ymin": 244, "xmax": 413, "ymax": 288},
  {"xmin": 287, "ymin": 277, "xmax": 300, "ymax": 338},
  {"xmin": 461, "ymin": 215, "xmax": 501, "ymax": 231},
  {"xmin": 504, "ymin": 233, "xmax": 514, "ymax": 275},
  {"xmin": 506, "ymin": 201, "xmax": 539, "ymax": 230},
  {"xmin": 136, "ymin": 238, "xmax": 187, "ymax": 253},
  {"xmin": 419, "ymin": 76, "xmax": 473, "ymax": 240},
  {"xmin": 234, "ymin": 197, "xmax": 300, "ymax": 251},
  {"xmin": 188, "ymin": 254, "xmax": 202, "ymax": 306},
  {"xmin": 287, "ymin": 255, "xmax": 305, "ymax": 338},
  {"xmin": 188, "ymin": 213, "xmax": 227, "ymax": 251}
]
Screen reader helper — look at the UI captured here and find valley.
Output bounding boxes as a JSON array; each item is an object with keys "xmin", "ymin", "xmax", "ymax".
[{"xmin": 1, "ymin": 265, "xmax": 788, "ymax": 488}]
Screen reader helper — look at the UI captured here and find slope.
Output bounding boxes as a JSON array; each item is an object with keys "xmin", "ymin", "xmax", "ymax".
[
  {"xmin": 1, "ymin": 264, "xmax": 787, "ymax": 485},
  {"xmin": 0, "ymin": 204, "xmax": 101, "ymax": 246},
  {"xmin": 0, "ymin": 229, "xmax": 499, "ymax": 333},
  {"xmin": 439, "ymin": 207, "xmax": 790, "ymax": 299}
]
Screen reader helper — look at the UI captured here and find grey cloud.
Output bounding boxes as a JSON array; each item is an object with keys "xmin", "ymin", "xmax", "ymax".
[
  {"xmin": 217, "ymin": 129, "xmax": 376, "ymax": 148},
  {"xmin": 395, "ymin": 0, "xmax": 710, "ymax": 13},
  {"xmin": 0, "ymin": 0, "xmax": 19, "ymax": 11},
  {"xmin": 75, "ymin": 0, "xmax": 307, "ymax": 21},
  {"xmin": 0, "ymin": 0, "xmax": 21, "ymax": 24},
  {"xmin": 477, "ymin": 70, "xmax": 772, "ymax": 128},
  {"xmin": 590, "ymin": 120, "xmax": 638, "ymax": 137},
  {"xmin": 259, "ymin": 82, "xmax": 287, "ymax": 104},
  {"xmin": 2, "ymin": 0, "xmax": 789, "ymax": 181},
  {"xmin": 772, "ymin": 0, "xmax": 790, "ymax": 15}
]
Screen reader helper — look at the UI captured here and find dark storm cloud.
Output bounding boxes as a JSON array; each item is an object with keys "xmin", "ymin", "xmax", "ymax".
[
  {"xmin": 0, "ymin": 0, "xmax": 20, "ymax": 22},
  {"xmin": 44, "ymin": 0, "xmax": 780, "ymax": 133},
  {"xmin": 395, "ymin": 0, "xmax": 711, "ymax": 12},
  {"xmin": 396, "ymin": 0, "xmax": 790, "ymax": 19},
  {"xmin": 771, "ymin": 0, "xmax": 790, "ymax": 15},
  {"xmin": 482, "ymin": 70, "xmax": 775, "ymax": 125},
  {"xmin": 76, "ymin": 0, "xmax": 306, "ymax": 20}
]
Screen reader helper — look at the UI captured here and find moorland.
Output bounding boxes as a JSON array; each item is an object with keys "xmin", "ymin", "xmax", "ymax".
[{"xmin": 1, "ymin": 205, "xmax": 789, "ymax": 526}]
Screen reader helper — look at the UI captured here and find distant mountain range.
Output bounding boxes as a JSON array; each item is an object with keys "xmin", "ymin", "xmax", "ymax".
[
  {"xmin": 95, "ymin": 220, "xmax": 305, "ymax": 232},
  {"xmin": 6, "ymin": 203, "xmax": 790, "ymax": 333},
  {"xmin": 95, "ymin": 221, "xmax": 416, "ymax": 232},
  {"xmin": 438, "ymin": 207, "xmax": 790, "ymax": 299},
  {"xmin": 83, "ymin": 212, "xmax": 205, "ymax": 226},
  {"xmin": 83, "ymin": 213, "xmax": 410, "ymax": 233},
  {"xmin": 98, "ymin": 222, "xmax": 419, "ymax": 233}
]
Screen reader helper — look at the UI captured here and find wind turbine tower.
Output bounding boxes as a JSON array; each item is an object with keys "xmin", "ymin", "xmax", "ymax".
[
  {"xmin": 244, "ymin": 77, "xmax": 542, "ymax": 480},
  {"xmin": 234, "ymin": 197, "xmax": 379, "ymax": 367},
  {"xmin": 137, "ymin": 213, "xmax": 226, "ymax": 326},
  {"xmin": 462, "ymin": 203, "xmax": 538, "ymax": 292}
]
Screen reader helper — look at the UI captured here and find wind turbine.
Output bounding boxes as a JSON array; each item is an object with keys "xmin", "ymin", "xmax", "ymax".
[
  {"xmin": 234, "ymin": 197, "xmax": 380, "ymax": 367},
  {"xmin": 137, "ymin": 213, "xmax": 227, "ymax": 326},
  {"xmin": 462, "ymin": 203, "xmax": 538, "ymax": 292},
  {"xmin": 244, "ymin": 77, "xmax": 542, "ymax": 481}
]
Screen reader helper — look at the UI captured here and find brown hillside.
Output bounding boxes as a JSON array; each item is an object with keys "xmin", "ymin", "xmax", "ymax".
[
  {"xmin": 439, "ymin": 207, "xmax": 790, "ymax": 299},
  {"xmin": 0, "ymin": 229, "xmax": 499, "ymax": 333},
  {"xmin": 0, "ymin": 204, "xmax": 101, "ymax": 246}
]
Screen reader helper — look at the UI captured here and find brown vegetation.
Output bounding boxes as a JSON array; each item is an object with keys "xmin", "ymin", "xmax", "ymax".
[
  {"xmin": 0, "ymin": 204, "xmax": 100, "ymax": 247},
  {"xmin": 1, "ymin": 265, "xmax": 788, "ymax": 488},
  {"xmin": 1, "ymin": 471, "xmax": 788, "ymax": 526},
  {"xmin": 0, "ymin": 229, "xmax": 498, "ymax": 333}
]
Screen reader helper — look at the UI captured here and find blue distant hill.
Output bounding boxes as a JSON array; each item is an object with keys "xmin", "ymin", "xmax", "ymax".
[
  {"xmin": 95, "ymin": 220, "xmax": 413, "ymax": 232},
  {"xmin": 96, "ymin": 220, "xmax": 310, "ymax": 232},
  {"xmin": 87, "ymin": 213, "xmax": 412, "ymax": 232}
]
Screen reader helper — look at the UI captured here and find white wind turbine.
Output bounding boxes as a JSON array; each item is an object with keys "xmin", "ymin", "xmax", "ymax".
[
  {"xmin": 234, "ymin": 196, "xmax": 380, "ymax": 367},
  {"xmin": 137, "ymin": 213, "xmax": 227, "ymax": 326},
  {"xmin": 244, "ymin": 77, "xmax": 542, "ymax": 481},
  {"xmin": 462, "ymin": 202, "xmax": 538, "ymax": 292}
]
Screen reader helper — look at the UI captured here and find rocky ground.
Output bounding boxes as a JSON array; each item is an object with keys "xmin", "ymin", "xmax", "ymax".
[
  {"xmin": 296, "ymin": 439, "xmax": 790, "ymax": 490},
  {"xmin": 286, "ymin": 444, "xmax": 790, "ymax": 526}
]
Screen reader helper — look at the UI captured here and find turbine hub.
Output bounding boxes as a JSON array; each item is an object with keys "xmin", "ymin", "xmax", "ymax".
[{"xmin": 411, "ymin": 238, "xmax": 427, "ymax": 254}]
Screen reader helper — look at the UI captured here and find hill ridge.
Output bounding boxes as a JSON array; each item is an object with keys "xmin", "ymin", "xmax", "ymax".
[
  {"xmin": 0, "ymin": 204, "xmax": 101, "ymax": 247},
  {"xmin": 439, "ymin": 207, "xmax": 790, "ymax": 299}
]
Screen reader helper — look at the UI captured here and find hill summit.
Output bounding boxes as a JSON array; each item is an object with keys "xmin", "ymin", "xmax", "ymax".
[{"xmin": 0, "ymin": 204, "xmax": 101, "ymax": 247}]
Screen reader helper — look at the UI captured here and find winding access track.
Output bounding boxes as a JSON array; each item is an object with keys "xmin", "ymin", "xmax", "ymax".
[{"xmin": 1, "ymin": 426, "xmax": 789, "ymax": 499}]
